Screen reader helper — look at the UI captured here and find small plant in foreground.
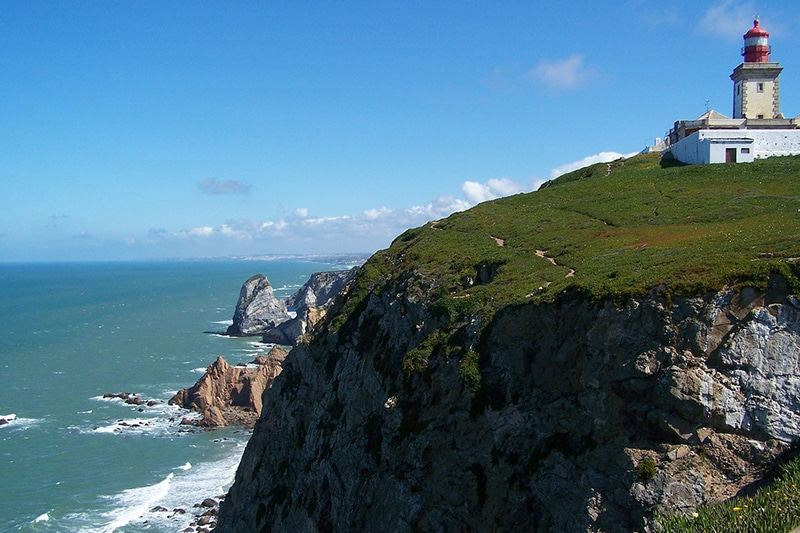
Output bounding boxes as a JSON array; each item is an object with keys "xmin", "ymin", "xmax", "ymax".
[{"xmin": 658, "ymin": 454, "xmax": 800, "ymax": 532}]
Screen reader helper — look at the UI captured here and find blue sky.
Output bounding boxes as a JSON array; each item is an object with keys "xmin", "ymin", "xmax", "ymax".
[{"xmin": 2, "ymin": 1, "xmax": 799, "ymax": 261}]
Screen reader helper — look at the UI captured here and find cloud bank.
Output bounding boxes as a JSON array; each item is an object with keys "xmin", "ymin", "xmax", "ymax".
[
  {"xmin": 697, "ymin": 0, "xmax": 755, "ymax": 40},
  {"xmin": 197, "ymin": 178, "xmax": 253, "ymax": 195},
  {"xmin": 461, "ymin": 177, "xmax": 535, "ymax": 204},
  {"xmin": 549, "ymin": 151, "xmax": 639, "ymax": 179}
]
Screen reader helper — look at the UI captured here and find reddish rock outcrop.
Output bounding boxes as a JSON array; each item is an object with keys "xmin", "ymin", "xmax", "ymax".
[{"xmin": 170, "ymin": 346, "xmax": 287, "ymax": 427}]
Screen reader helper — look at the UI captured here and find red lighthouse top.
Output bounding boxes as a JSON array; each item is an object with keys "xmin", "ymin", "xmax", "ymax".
[{"xmin": 742, "ymin": 19, "xmax": 770, "ymax": 62}]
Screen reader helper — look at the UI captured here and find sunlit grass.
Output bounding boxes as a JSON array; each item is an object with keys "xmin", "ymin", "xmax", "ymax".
[
  {"xmin": 658, "ymin": 455, "xmax": 800, "ymax": 532},
  {"xmin": 350, "ymin": 153, "xmax": 800, "ymax": 325}
]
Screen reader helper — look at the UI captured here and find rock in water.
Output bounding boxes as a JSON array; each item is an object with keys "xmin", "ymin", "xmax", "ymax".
[
  {"xmin": 226, "ymin": 274, "xmax": 290, "ymax": 337},
  {"xmin": 169, "ymin": 346, "xmax": 288, "ymax": 427},
  {"xmin": 263, "ymin": 269, "xmax": 356, "ymax": 345}
]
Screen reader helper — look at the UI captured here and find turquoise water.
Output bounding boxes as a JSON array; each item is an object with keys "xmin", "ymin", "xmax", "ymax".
[{"xmin": 0, "ymin": 260, "xmax": 332, "ymax": 532}]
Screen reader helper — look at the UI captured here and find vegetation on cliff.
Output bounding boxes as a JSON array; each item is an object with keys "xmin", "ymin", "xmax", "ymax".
[
  {"xmin": 329, "ymin": 152, "xmax": 800, "ymax": 396},
  {"xmin": 343, "ymin": 152, "xmax": 800, "ymax": 324},
  {"xmin": 659, "ymin": 453, "xmax": 800, "ymax": 532}
]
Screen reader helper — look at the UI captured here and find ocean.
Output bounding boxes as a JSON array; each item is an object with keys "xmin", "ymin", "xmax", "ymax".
[{"xmin": 0, "ymin": 260, "xmax": 340, "ymax": 532}]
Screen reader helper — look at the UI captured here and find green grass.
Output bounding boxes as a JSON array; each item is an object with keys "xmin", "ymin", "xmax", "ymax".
[
  {"xmin": 658, "ymin": 454, "xmax": 800, "ymax": 532},
  {"xmin": 345, "ymin": 153, "xmax": 800, "ymax": 327}
]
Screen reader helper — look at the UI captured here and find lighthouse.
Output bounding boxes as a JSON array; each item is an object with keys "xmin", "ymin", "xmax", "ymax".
[
  {"xmin": 730, "ymin": 19, "xmax": 783, "ymax": 119},
  {"xmin": 666, "ymin": 18, "xmax": 800, "ymax": 165}
]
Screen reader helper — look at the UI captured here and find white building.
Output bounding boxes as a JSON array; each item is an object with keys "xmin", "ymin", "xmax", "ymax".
[{"xmin": 668, "ymin": 19, "xmax": 800, "ymax": 165}]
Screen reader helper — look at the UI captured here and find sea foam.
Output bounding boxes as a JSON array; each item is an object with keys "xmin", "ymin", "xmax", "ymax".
[
  {"xmin": 0, "ymin": 414, "xmax": 39, "ymax": 430},
  {"xmin": 64, "ymin": 440, "xmax": 246, "ymax": 532}
]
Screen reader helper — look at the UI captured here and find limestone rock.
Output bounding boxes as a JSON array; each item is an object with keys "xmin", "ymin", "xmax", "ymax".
[
  {"xmin": 226, "ymin": 274, "xmax": 290, "ymax": 337},
  {"xmin": 169, "ymin": 346, "xmax": 288, "ymax": 427}
]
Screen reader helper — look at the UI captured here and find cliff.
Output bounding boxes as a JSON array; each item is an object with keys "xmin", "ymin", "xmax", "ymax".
[{"xmin": 216, "ymin": 153, "xmax": 800, "ymax": 531}]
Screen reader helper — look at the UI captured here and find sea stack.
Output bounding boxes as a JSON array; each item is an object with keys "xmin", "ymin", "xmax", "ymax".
[{"xmin": 226, "ymin": 274, "xmax": 290, "ymax": 337}]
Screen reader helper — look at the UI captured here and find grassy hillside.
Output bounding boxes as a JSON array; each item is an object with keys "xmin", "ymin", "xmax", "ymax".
[{"xmin": 349, "ymin": 152, "xmax": 800, "ymax": 325}]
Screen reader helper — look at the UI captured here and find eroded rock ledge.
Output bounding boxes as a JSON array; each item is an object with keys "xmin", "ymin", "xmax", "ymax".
[{"xmin": 169, "ymin": 346, "xmax": 287, "ymax": 427}]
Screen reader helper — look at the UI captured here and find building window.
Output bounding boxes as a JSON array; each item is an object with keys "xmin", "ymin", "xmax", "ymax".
[
  {"xmin": 741, "ymin": 148, "xmax": 750, "ymax": 154},
  {"xmin": 757, "ymin": 82, "xmax": 764, "ymax": 92}
]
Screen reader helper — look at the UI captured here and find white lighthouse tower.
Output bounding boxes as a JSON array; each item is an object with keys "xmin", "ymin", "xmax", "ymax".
[{"xmin": 730, "ymin": 19, "xmax": 783, "ymax": 119}]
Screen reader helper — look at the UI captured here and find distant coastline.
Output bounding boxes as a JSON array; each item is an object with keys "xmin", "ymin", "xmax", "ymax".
[
  {"xmin": 226, "ymin": 253, "xmax": 370, "ymax": 267},
  {"xmin": 0, "ymin": 253, "xmax": 371, "ymax": 267}
]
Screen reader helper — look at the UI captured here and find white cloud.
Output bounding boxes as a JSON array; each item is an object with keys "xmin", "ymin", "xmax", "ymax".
[
  {"xmin": 549, "ymin": 151, "xmax": 638, "ymax": 179},
  {"xmin": 527, "ymin": 54, "xmax": 595, "ymax": 92},
  {"xmin": 697, "ymin": 0, "xmax": 756, "ymax": 40},
  {"xmin": 187, "ymin": 226, "xmax": 214, "ymax": 237},
  {"xmin": 461, "ymin": 177, "xmax": 533, "ymax": 204},
  {"xmin": 165, "ymin": 194, "xmax": 472, "ymax": 252}
]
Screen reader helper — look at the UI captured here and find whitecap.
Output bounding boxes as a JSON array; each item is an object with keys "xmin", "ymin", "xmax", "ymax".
[
  {"xmin": 246, "ymin": 341, "xmax": 269, "ymax": 348},
  {"xmin": 90, "ymin": 394, "xmax": 123, "ymax": 403},
  {"xmin": 0, "ymin": 414, "xmax": 39, "ymax": 430},
  {"xmin": 33, "ymin": 512, "xmax": 49, "ymax": 522},
  {"xmin": 65, "ymin": 440, "xmax": 247, "ymax": 532},
  {"xmin": 90, "ymin": 415, "xmax": 194, "ymax": 437},
  {"xmin": 95, "ymin": 472, "xmax": 174, "ymax": 532},
  {"xmin": 212, "ymin": 320, "xmax": 233, "ymax": 325},
  {"xmin": 191, "ymin": 367, "xmax": 208, "ymax": 373}
]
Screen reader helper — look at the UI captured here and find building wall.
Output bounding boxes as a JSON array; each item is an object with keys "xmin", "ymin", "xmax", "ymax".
[
  {"xmin": 670, "ymin": 131, "xmax": 711, "ymax": 164},
  {"xmin": 742, "ymin": 78, "xmax": 780, "ymax": 118},
  {"xmin": 733, "ymin": 81, "xmax": 744, "ymax": 118},
  {"xmin": 752, "ymin": 131, "xmax": 800, "ymax": 158},
  {"xmin": 671, "ymin": 131, "xmax": 751, "ymax": 164},
  {"xmin": 730, "ymin": 63, "xmax": 783, "ymax": 119},
  {"xmin": 670, "ymin": 129, "xmax": 800, "ymax": 164}
]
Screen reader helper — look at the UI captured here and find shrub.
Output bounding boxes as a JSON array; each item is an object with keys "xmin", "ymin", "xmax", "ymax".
[{"xmin": 636, "ymin": 456, "xmax": 657, "ymax": 482}]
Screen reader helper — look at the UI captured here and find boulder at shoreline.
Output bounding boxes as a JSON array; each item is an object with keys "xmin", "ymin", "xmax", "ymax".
[{"xmin": 169, "ymin": 346, "xmax": 287, "ymax": 427}]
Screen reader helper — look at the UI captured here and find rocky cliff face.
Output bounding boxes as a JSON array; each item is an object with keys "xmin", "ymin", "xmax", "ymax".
[
  {"xmin": 226, "ymin": 274, "xmax": 290, "ymax": 337},
  {"xmin": 264, "ymin": 269, "xmax": 357, "ymax": 345},
  {"xmin": 226, "ymin": 270, "xmax": 355, "ymax": 345},
  {"xmin": 286, "ymin": 269, "xmax": 355, "ymax": 315},
  {"xmin": 216, "ymin": 268, "xmax": 800, "ymax": 532},
  {"xmin": 169, "ymin": 346, "xmax": 287, "ymax": 427}
]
